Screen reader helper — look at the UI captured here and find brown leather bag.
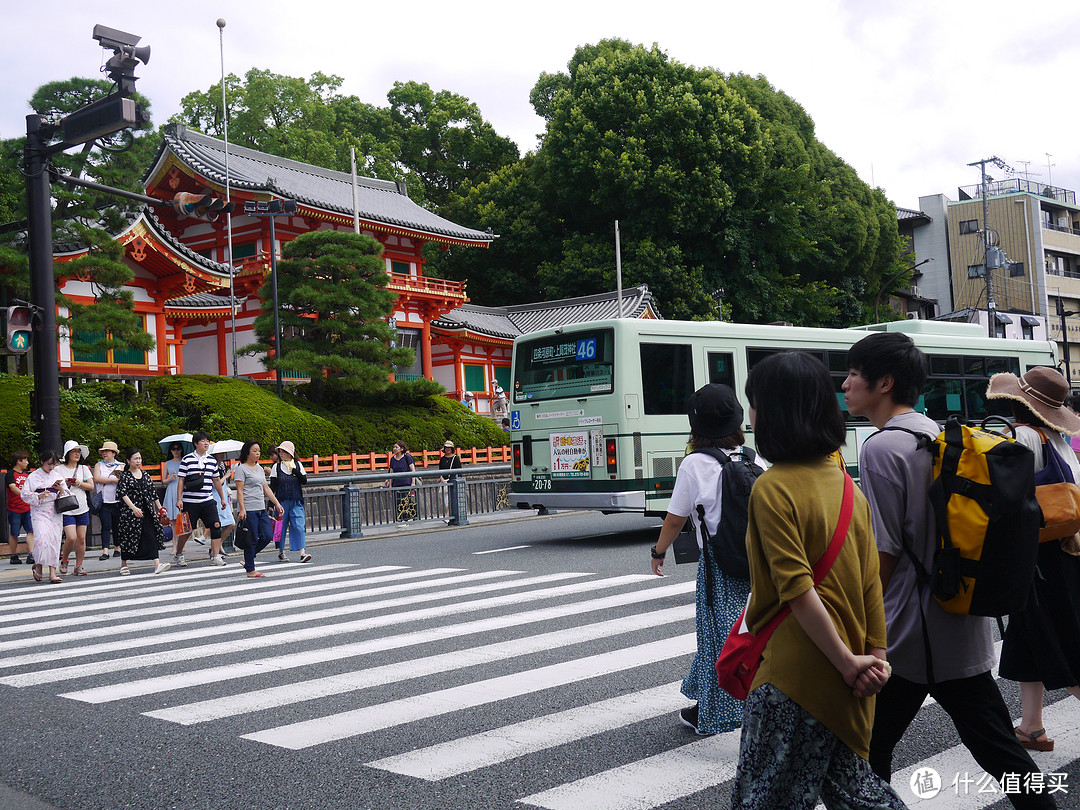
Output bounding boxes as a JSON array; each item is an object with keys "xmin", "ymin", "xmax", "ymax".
[{"xmin": 1032, "ymin": 428, "xmax": 1080, "ymax": 543}]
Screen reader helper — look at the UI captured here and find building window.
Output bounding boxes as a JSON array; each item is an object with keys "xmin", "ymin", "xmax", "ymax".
[
  {"xmin": 1009, "ymin": 262, "xmax": 1025, "ymax": 277},
  {"xmin": 71, "ymin": 322, "xmax": 148, "ymax": 366},
  {"xmin": 959, "ymin": 220, "xmax": 979, "ymax": 235},
  {"xmin": 968, "ymin": 264, "xmax": 985, "ymax": 278},
  {"xmin": 228, "ymin": 242, "xmax": 258, "ymax": 261},
  {"xmin": 1022, "ymin": 322, "xmax": 1034, "ymax": 340},
  {"xmin": 390, "ymin": 260, "xmax": 412, "ymax": 276},
  {"xmin": 464, "ymin": 364, "xmax": 485, "ymax": 392}
]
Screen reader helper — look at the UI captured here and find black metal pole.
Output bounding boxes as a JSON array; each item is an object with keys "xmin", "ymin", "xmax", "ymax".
[
  {"xmin": 269, "ymin": 213, "xmax": 283, "ymax": 399},
  {"xmin": 25, "ymin": 115, "xmax": 62, "ymax": 455},
  {"xmin": 1059, "ymin": 299, "xmax": 1073, "ymax": 388}
]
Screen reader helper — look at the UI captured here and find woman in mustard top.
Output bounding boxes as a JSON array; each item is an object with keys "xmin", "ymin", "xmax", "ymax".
[{"xmin": 732, "ymin": 352, "xmax": 905, "ymax": 810}]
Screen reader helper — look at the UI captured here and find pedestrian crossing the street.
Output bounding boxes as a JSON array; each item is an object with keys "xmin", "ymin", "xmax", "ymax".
[{"xmin": 0, "ymin": 562, "xmax": 1075, "ymax": 809}]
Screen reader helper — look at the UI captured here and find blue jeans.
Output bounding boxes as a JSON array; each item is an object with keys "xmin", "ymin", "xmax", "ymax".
[
  {"xmin": 98, "ymin": 502, "xmax": 119, "ymax": 550},
  {"xmin": 242, "ymin": 510, "xmax": 274, "ymax": 572},
  {"xmin": 279, "ymin": 499, "xmax": 305, "ymax": 552}
]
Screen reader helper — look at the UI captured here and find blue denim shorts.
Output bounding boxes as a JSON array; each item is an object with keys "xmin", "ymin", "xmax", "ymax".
[
  {"xmin": 8, "ymin": 510, "xmax": 33, "ymax": 537},
  {"xmin": 62, "ymin": 512, "xmax": 91, "ymax": 528}
]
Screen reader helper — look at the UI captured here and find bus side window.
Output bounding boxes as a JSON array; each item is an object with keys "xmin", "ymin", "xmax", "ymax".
[
  {"xmin": 641, "ymin": 343, "xmax": 694, "ymax": 415},
  {"xmin": 707, "ymin": 352, "xmax": 735, "ymax": 388}
]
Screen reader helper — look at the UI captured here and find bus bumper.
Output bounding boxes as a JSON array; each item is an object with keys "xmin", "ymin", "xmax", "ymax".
[{"xmin": 511, "ymin": 490, "xmax": 647, "ymax": 512}]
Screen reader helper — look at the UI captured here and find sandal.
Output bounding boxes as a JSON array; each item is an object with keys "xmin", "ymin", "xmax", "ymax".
[
  {"xmin": 1015, "ymin": 726, "xmax": 1054, "ymax": 752},
  {"xmin": 59, "ymin": 557, "xmax": 69, "ymax": 575},
  {"xmin": 73, "ymin": 565, "xmax": 87, "ymax": 576},
  {"xmin": 119, "ymin": 565, "xmax": 131, "ymax": 576},
  {"xmin": 49, "ymin": 575, "xmax": 62, "ymax": 584},
  {"xmin": 246, "ymin": 571, "xmax": 266, "ymax": 578},
  {"xmin": 32, "ymin": 565, "xmax": 43, "ymax": 582}
]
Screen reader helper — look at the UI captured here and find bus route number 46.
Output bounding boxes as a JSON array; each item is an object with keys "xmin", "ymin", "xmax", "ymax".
[{"xmin": 576, "ymin": 339, "xmax": 597, "ymax": 361}]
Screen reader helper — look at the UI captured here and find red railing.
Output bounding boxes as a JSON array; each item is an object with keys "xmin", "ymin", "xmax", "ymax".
[
  {"xmin": 387, "ymin": 272, "xmax": 467, "ymax": 297},
  {"xmin": 141, "ymin": 445, "xmax": 510, "ymax": 481}
]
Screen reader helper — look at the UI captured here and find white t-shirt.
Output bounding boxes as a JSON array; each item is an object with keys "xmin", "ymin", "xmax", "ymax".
[
  {"xmin": 57, "ymin": 463, "xmax": 92, "ymax": 515},
  {"xmin": 667, "ymin": 449, "xmax": 767, "ymax": 549}
]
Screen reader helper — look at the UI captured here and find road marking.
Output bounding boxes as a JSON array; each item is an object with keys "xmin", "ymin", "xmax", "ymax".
[
  {"xmin": 473, "ymin": 545, "xmax": 532, "ymax": 555},
  {"xmin": 140, "ymin": 604, "xmax": 694, "ymax": 723},
  {"xmin": 241, "ymin": 635, "xmax": 696, "ymax": 749},
  {"xmin": 0, "ymin": 563, "xmax": 248, "ymax": 605},
  {"xmin": 368, "ymin": 681, "xmax": 688, "ymax": 780},
  {"xmin": 0, "ymin": 573, "xmax": 632, "ymax": 677},
  {"xmin": 4, "ymin": 566, "xmax": 451, "ymax": 629},
  {"xmin": 0, "ymin": 569, "xmax": 523, "ymax": 653},
  {"xmin": 21, "ymin": 578, "xmax": 692, "ymax": 690},
  {"xmin": 518, "ymin": 732, "xmax": 741, "ymax": 810}
]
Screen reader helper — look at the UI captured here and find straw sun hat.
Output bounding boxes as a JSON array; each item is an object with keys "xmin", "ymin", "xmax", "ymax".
[{"xmin": 986, "ymin": 367, "xmax": 1080, "ymax": 436}]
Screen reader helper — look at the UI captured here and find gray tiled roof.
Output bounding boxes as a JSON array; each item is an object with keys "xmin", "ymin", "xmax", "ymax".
[
  {"xmin": 148, "ymin": 124, "xmax": 494, "ymax": 244},
  {"xmin": 165, "ymin": 292, "xmax": 246, "ymax": 310},
  {"xmin": 896, "ymin": 207, "xmax": 931, "ymax": 223},
  {"xmin": 433, "ymin": 285, "xmax": 660, "ymax": 339}
]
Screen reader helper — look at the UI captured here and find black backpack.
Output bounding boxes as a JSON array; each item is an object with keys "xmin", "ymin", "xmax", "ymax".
[{"xmin": 693, "ymin": 447, "xmax": 762, "ymax": 580}]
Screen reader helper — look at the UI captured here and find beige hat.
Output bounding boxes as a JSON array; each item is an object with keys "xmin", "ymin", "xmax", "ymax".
[
  {"xmin": 63, "ymin": 440, "xmax": 89, "ymax": 461},
  {"xmin": 443, "ymin": 440, "xmax": 455, "ymax": 449},
  {"xmin": 277, "ymin": 440, "xmax": 296, "ymax": 458},
  {"xmin": 98, "ymin": 441, "xmax": 119, "ymax": 453},
  {"xmin": 986, "ymin": 367, "xmax": 1080, "ymax": 436}
]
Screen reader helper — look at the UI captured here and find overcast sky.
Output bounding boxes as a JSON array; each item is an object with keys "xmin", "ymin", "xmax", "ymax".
[{"xmin": 3, "ymin": 0, "xmax": 1079, "ymax": 210}]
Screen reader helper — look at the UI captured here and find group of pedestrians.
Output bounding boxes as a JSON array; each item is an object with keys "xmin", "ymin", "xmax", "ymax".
[
  {"xmin": 6, "ymin": 431, "xmax": 311, "ymax": 581},
  {"xmin": 651, "ymin": 332, "xmax": 1072, "ymax": 809}
]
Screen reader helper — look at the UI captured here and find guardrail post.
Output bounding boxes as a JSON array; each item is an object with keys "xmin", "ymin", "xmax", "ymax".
[
  {"xmin": 340, "ymin": 482, "xmax": 363, "ymax": 538},
  {"xmin": 448, "ymin": 476, "xmax": 469, "ymax": 526}
]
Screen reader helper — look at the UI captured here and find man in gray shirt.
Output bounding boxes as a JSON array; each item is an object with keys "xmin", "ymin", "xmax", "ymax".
[{"xmin": 845, "ymin": 331, "xmax": 1054, "ymax": 810}]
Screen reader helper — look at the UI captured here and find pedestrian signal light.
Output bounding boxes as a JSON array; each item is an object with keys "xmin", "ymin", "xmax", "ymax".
[
  {"xmin": 172, "ymin": 191, "xmax": 236, "ymax": 222},
  {"xmin": 5, "ymin": 306, "xmax": 33, "ymax": 354}
]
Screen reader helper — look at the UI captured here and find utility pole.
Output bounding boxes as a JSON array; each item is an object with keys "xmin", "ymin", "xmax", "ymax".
[{"xmin": 968, "ymin": 156, "xmax": 1012, "ymax": 337}]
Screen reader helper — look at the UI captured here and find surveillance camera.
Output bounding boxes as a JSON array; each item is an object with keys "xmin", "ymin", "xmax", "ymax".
[{"xmin": 92, "ymin": 24, "xmax": 141, "ymax": 50}]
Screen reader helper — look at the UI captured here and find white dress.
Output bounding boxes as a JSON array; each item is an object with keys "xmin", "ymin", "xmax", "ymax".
[{"xmin": 21, "ymin": 467, "xmax": 67, "ymax": 568}]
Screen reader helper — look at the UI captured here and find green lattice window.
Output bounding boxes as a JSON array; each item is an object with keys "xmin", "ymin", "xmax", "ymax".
[
  {"xmin": 464, "ymin": 364, "xmax": 485, "ymax": 392},
  {"xmin": 71, "ymin": 324, "xmax": 147, "ymax": 366}
]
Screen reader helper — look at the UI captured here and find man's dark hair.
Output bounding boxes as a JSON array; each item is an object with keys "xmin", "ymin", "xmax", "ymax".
[
  {"xmin": 192, "ymin": 430, "xmax": 211, "ymax": 446},
  {"xmin": 847, "ymin": 332, "xmax": 928, "ymax": 407},
  {"xmin": 1066, "ymin": 393, "xmax": 1080, "ymax": 413},
  {"xmin": 745, "ymin": 352, "xmax": 846, "ymax": 463}
]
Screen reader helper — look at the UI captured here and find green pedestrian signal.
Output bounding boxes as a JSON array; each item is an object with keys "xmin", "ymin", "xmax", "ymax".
[{"xmin": 5, "ymin": 306, "xmax": 33, "ymax": 354}]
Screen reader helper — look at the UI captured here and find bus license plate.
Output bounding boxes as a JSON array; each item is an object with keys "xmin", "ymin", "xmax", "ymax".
[{"xmin": 532, "ymin": 474, "xmax": 552, "ymax": 492}]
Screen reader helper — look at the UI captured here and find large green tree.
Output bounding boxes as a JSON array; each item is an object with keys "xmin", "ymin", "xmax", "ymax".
[
  {"xmin": 242, "ymin": 231, "xmax": 413, "ymax": 404},
  {"xmin": 0, "ymin": 78, "xmax": 159, "ymax": 358},
  {"xmin": 175, "ymin": 71, "xmax": 518, "ymax": 210},
  {"xmin": 430, "ymin": 40, "xmax": 906, "ymax": 325}
]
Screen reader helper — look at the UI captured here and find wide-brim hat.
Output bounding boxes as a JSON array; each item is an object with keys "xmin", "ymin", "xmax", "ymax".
[
  {"xmin": 687, "ymin": 384, "xmax": 744, "ymax": 439},
  {"xmin": 63, "ymin": 440, "xmax": 89, "ymax": 461},
  {"xmin": 277, "ymin": 440, "xmax": 296, "ymax": 458},
  {"xmin": 98, "ymin": 441, "xmax": 119, "ymax": 453},
  {"xmin": 443, "ymin": 440, "xmax": 455, "ymax": 449},
  {"xmin": 986, "ymin": 368, "xmax": 1080, "ymax": 436}
]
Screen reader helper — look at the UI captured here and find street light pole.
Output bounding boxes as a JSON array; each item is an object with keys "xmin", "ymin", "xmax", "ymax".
[{"xmin": 1058, "ymin": 297, "xmax": 1075, "ymax": 388}]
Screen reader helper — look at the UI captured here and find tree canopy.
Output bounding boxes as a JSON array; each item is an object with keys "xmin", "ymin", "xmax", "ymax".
[
  {"xmin": 175, "ymin": 71, "xmax": 519, "ymax": 210},
  {"xmin": 0, "ymin": 78, "xmax": 159, "ymax": 357},
  {"xmin": 242, "ymin": 230, "xmax": 412, "ymax": 404},
  {"xmin": 430, "ymin": 40, "xmax": 906, "ymax": 325}
]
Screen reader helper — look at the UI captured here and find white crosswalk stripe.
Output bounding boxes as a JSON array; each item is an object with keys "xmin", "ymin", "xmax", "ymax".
[{"xmin": 2, "ymin": 562, "xmax": 1075, "ymax": 810}]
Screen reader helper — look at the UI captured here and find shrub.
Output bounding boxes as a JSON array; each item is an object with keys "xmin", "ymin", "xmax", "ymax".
[{"xmin": 0, "ymin": 375, "xmax": 36, "ymax": 464}]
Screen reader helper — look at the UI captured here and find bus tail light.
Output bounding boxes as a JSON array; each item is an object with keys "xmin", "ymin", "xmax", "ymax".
[
  {"xmin": 606, "ymin": 437, "xmax": 617, "ymax": 477},
  {"xmin": 512, "ymin": 443, "xmax": 521, "ymax": 478}
]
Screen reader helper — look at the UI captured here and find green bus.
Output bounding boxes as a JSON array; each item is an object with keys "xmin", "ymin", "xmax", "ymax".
[{"xmin": 508, "ymin": 317, "xmax": 1058, "ymax": 516}]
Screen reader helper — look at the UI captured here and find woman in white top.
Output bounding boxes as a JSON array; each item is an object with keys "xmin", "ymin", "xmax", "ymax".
[
  {"xmin": 57, "ymin": 441, "xmax": 94, "ymax": 576},
  {"xmin": 20, "ymin": 450, "xmax": 69, "ymax": 583},
  {"xmin": 648, "ymin": 384, "xmax": 764, "ymax": 736},
  {"xmin": 988, "ymin": 367, "xmax": 1080, "ymax": 754},
  {"xmin": 92, "ymin": 441, "xmax": 125, "ymax": 560}
]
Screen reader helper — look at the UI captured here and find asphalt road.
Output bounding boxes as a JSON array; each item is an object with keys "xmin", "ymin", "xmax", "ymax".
[{"xmin": 0, "ymin": 511, "xmax": 1077, "ymax": 810}]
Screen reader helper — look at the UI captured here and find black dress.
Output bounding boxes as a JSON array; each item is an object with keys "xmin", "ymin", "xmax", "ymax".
[
  {"xmin": 1000, "ymin": 540, "xmax": 1080, "ymax": 690},
  {"xmin": 116, "ymin": 470, "xmax": 165, "ymax": 561}
]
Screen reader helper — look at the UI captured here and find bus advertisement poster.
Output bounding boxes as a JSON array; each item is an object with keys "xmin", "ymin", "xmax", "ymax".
[{"xmin": 550, "ymin": 431, "xmax": 590, "ymax": 478}]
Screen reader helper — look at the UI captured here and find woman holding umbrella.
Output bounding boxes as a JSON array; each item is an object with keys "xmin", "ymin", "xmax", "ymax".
[{"xmin": 160, "ymin": 436, "xmax": 191, "ymax": 550}]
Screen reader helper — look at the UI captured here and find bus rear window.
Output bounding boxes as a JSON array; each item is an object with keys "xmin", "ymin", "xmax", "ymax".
[{"xmin": 513, "ymin": 329, "xmax": 614, "ymax": 402}]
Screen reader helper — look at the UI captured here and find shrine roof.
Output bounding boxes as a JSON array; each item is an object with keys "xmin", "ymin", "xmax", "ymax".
[
  {"xmin": 433, "ymin": 285, "xmax": 659, "ymax": 340},
  {"xmin": 165, "ymin": 292, "xmax": 246, "ymax": 310},
  {"xmin": 147, "ymin": 124, "xmax": 495, "ymax": 245}
]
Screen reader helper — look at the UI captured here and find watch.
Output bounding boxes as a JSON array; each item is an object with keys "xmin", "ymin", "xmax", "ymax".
[{"xmin": 650, "ymin": 545, "xmax": 666, "ymax": 560}]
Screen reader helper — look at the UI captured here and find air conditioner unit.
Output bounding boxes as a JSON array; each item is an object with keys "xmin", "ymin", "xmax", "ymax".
[
  {"xmin": 910, "ymin": 286, "xmax": 922, "ymax": 298},
  {"xmin": 906, "ymin": 312, "xmax": 920, "ymax": 320}
]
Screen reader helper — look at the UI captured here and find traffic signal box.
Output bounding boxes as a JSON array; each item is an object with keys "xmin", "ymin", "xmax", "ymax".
[
  {"xmin": 5, "ymin": 306, "xmax": 33, "ymax": 354},
  {"xmin": 171, "ymin": 191, "xmax": 236, "ymax": 222}
]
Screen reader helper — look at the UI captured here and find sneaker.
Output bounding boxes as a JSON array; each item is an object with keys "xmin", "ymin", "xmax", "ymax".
[
  {"xmin": 9, "ymin": 555, "xmax": 22, "ymax": 564},
  {"xmin": 677, "ymin": 705, "xmax": 715, "ymax": 736},
  {"xmin": 171, "ymin": 554, "xmax": 187, "ymax": 568},
  {"xmin": 98, "ymin": 552, "xmax": 110, "ymax": 561},
  {"xmin": 191, "ymin": 533, "xmax": 207, "ymax": 545},
  {"xmin": 278, "ymin": 552, "xmax": 288, "ymax": 562},
  {"xmin": 210, "ymin": 554, "xmax": 227, "ymax": 566},
  {"xmin": 26, "ymin": 553, "xmax": 35, "ymax": 565},
  {"xmin": 73, "ymin": 565, "xmax": 87, "ymax": 576},
  {"xmin": 299, "ymin": 553, "xmax": 312, "ymax": 563},
  {"xmin": 59, "ymin": 558, "xmax": 69, "ymax": 575},
  {"xmin": 154, "ymin": 561, "xmax": 171, "ymax": 575}
]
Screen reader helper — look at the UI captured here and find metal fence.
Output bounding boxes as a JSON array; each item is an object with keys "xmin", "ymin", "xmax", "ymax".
[{"xmin": 300, "ymin": 465, "xmax": 513, "ymax": 537}]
